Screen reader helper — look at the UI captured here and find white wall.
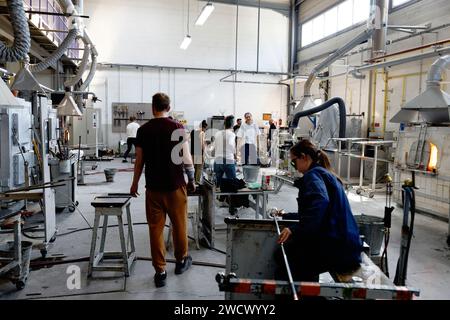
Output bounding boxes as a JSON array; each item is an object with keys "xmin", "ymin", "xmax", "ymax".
[
  {"xmin": 83, "ymin": 0, "xmax": 289, "ymax": 148},
  {"xmin": 296, "ymin": 0, "xmax": 450, "ymax": 137}
]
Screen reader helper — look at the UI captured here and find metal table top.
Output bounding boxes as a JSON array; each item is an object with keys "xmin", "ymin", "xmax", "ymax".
[{"xmin": 91, "ymin": 196, "xmax": 131, "ymax": 208}]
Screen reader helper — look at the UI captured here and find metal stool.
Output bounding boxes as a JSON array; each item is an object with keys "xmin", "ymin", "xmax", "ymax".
[
  {"xmin": 88, "ymin": 196, "xmax": 136, "ymax": 277},
  {"xmin": 166, "ymin": 206, "xmax": 201, "ymax": 250}
]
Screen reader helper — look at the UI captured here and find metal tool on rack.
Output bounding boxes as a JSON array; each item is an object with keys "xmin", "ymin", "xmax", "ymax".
[{"xmin": 270, "ymin": 209, "xmax": 298, "ymax": 300}]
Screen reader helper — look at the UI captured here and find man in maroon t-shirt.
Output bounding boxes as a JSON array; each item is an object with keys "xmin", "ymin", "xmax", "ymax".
[{"xmin": 130, "ymin": 93, "xmax": 195, "ymax": 288}]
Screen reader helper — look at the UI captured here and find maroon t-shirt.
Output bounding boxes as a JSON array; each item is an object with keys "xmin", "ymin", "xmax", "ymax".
[{"xmin": 135, "ymin": 118, "xmax": 186, "ymax": 191}]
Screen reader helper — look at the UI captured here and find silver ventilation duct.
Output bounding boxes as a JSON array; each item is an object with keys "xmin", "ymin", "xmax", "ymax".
[{"xmin": 391, "ymin": 55, "xmax": 450, "ymax": 124}]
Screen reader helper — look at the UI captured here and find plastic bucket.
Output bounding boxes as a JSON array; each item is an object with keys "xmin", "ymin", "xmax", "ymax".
[
  {"xmin": 104, "ymin": 168, "xmax": 117, "ymax": 182},
  {"xmin": 354, "ymin": 215, "xmax": 385, "ymax": 256},
  {"xmin": 243, "ymin": 166, "xmax": 259, "ymax": 183}
]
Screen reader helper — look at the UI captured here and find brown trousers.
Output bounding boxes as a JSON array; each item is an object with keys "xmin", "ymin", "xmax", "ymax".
[{"xmin": 146, "ymin": 186, "xmax": 188, "ymax": 273}]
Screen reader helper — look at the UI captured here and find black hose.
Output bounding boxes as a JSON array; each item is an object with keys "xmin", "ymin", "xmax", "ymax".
[
  {"xmin": 291, "ymin": 97, "xmax": 347, "ymax": 139},
  {"xmin": 394, "ymin": 187, "xmax": 415, "ymax": 286},
  {"xmin": 402, "ymin": 189, "xmax": 415, "ymax": 281},
  {"xmin": 0, "ymin": 0, "xmax": 31, "ymax": 62}
]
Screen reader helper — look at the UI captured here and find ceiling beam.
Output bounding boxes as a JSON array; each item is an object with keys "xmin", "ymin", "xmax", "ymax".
[{"xmin": 205, "ymin": 0, "xmax": 290, "ymax": 16}]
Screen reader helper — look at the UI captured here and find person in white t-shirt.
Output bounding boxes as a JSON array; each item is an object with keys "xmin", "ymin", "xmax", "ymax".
[
  {"xmin": 123, "ymin": 116, "xmax": 140, "ymax": 163},
  {"xmin": 213, "ymin": 115, "xmax": 237, "ymax": 187},
  {"xmin": 236, "ymin": 112, "xmax": 261, "ymax": 165}
]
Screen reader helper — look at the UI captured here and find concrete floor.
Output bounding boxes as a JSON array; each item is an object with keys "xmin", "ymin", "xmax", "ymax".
[{"xmin": 0, "ymin": 159, "xmax": 449, "ymax": 300}]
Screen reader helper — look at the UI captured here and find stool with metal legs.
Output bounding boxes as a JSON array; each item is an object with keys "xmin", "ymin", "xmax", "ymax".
[{"xmin": 88, "ymin": 196, "xmax": 136, "ymax": 277}]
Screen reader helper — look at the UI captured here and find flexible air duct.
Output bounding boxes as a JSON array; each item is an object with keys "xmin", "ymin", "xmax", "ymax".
[
  {"xmin": 0, "ymin": 0, "xmax": 31, "ymax": 62},
  {"xmin": 60, "ymin": 0, "xmax": 97, "ymax": 91},
  {"xmin": 79, "ymin": 29, "xmax": 98, "ymax": 91},
  {"xmin": 29, "ymin": 28, "xmax": 78, "ymax": 73},
  {"xmin": 64, "ymin": 37, "xmax": 90, "ymax": 87},
  {"xmin": 28, "ymin": 0, "xmax": 81, "ymax": 73},
  {"xmin": 79, "ymin": 52, "xmax": 97, "ymax": 91},
  {"xmin": 291, "ymin": 97, "xmax": 347, "ymax": 139}
]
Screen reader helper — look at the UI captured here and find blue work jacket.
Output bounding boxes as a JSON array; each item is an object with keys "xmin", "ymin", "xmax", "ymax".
[{"xmin": 284, "ymin": 165, "xmax": 363, "ymax": 270}]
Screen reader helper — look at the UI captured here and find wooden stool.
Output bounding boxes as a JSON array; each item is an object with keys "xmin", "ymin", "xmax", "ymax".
[{"xmin": 88, "ymin": 196, "xmax": 136, "ymax": 277}]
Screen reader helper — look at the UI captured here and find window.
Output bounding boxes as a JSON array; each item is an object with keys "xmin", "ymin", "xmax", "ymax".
[
  {"xmin": 392, "ymin": 0, "xmax": 413, "ymax": 7},
  {"xmin": 312, "ymin": 14, "xmax": 325, "ymax": 41},
  {"xmin": 301, "ymin": 0, "xmax": 371, "ymax": 47},
  {"xmin": 323, "ymin": 7, "xmax": 338, "ymax": 37},
  {"xmin": 301, "ymin": 20, "xmax": 313, "ymax": 47},
  {"xmin": 353, "ymin": 0, "xmax": 371, "ymax": 23},
  {"xmin": 337, "ymin": 0, "xmax": 353, "ymax": 31}
]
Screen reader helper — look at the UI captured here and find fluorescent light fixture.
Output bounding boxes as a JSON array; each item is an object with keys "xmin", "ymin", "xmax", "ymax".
[
  {"xmin": 180, "ymin": 35, "xmax": 192, "ymax": 50},
  {"xmin": 195, "ymin": 2, "xmax": 214, "ymax": 26}
]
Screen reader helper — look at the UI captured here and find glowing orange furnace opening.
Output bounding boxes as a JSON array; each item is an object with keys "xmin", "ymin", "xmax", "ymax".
[{"xmin": 427, "ymin": 143, "xmax": 438, "ymax": 172}]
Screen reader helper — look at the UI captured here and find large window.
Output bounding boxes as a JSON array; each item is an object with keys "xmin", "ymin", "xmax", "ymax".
[
  {"xmin": 301, "ymin": 0, "xmax": 370, "ymax": 47},
  {"xmin": 300, "ymin": 0, "xmax": 415, "ymax": 48},
  {"xmin": 392, "ymin": 0, "xmax": 413, "ymax": 7}
]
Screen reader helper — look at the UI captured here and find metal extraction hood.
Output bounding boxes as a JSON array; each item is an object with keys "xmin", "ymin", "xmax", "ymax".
[
  {"xmin": 57, "ymin": 91, "xmax": 82, "ymax": 117},
  {"xmin": 10, "ymin": 66, "xmax": 45, "ymax": 93},
  {"xmin": 0, "ymin": 77, "xmax": 21, "ymax": 107},
  {"xmin": 391, "ymin": 55, "xmax": 450, "ymax": 124}
]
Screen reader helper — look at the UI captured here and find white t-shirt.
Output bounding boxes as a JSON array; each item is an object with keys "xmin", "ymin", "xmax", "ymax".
[
  {"xmin": 214, "ymin": 129, "xmax": 236, "ymax": 162},
  {"xmin": 237, "ymin": 122, "xmax": 261, "ymax": 145},
  {"xmin": 126, "ymin": 121, "xmax": 140, "ymax": 138}
]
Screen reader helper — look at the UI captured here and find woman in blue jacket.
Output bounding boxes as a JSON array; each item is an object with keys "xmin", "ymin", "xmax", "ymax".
[{"xmin": 275, "ymin": 139, "xmax": 362, "ymax": 282}]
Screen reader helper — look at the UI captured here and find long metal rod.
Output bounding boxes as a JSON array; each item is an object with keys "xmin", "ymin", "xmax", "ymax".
[
  {"xmin": 235, "ymin": 0, "xmax": 239, "ymax": 80},
  {"xmin": 19, "ymin": 10, "xmax": 89, "ymax": 18},
  {"xmin": 222, "ymin": 79, "xmax": 289, "ymax": 86},
  {"xmin": 97, "ymin": 62, "xmax": 290, "ymax": 77},
  {"xmin": 388, "ymin": 25, "xmax": 431, "ymax": 30},
  {"xmin": 365, "ymin": 38, "xmax": 450, "ymax": 63},
  {"xmin": 273, "ymin": 216, "xmax": 299, "ymax": 300},
  {"xmin": 256, "ymin": 0, "xmax": 261, "ymax": 72}
]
